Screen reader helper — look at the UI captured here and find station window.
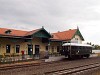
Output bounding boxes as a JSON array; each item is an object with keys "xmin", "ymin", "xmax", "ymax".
[
  {"xmin": 52, "ymin": 46, "xmax": 54, "ymax": 53},
  {"xmin": 45, "ymin": 46, "xmax": 48, "ymax": 51},
  {"xmin": 75, "ymin": 38, "xmax": 78, "ymax": 40},
  {"xmin": 57, "ymin": 46, "xmax": 60, "ymax": 52},
  {"xmin": 6, "ymin": 45, "xmax": 10, "ymax": 53},
  {"xmin": 16, "ymin": 45, "xmax": 20, "ymax": 53}
]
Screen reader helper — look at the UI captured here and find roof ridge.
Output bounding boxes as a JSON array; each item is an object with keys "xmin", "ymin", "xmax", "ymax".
[
  {"xmin": 51, "ymin": 29, "xmax": 77, "ymax": 41},
  {"xmin": 52, "ymin": 29, "xmax": 77, "ymax": 34},
  {"xmin": 25, "ymin": 28, "xmax": 42, "ymax": 36}
]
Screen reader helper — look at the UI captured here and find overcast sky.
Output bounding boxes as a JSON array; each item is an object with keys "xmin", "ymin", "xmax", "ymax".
[{"xmin": 0, "ymin": 0, "xmax": 100, "ymax": 45}]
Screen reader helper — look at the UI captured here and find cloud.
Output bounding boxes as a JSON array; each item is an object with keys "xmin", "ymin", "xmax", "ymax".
[{"xmin": 0, "ymin": 0, "xmax": 100, "ymax": 44}]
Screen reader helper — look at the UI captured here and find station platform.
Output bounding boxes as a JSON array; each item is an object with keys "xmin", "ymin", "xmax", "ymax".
[{"xmin": 45, "ymin": 56, "xmax": 65, "ymax": 62}]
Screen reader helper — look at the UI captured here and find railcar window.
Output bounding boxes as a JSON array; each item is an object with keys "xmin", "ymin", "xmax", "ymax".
[
  {"xmin": 83, "ymin": 47, "xmax": 85, "ymax": 50},
  {"xmin": 71, "ymin": 46, "xmax": 73, "ymax": 50},
  {"xmin": 62, "ymin": 46, "xmax": 65, "ymax": 49},
  {"xmin": 84, "ymin": 47, "xmax": 86, "ymax": 50},
  {"xmin": 81, "ymin": 46, "xmax": 83, "ymax": 50},
  {"xmin": 89, "ymin": 47, "xmax": 91, "ymax": 50},
  {"xmin": 82, "ymin": 46, "xmax": 84, "ymax": 50},
  {"xmin": 68, "ymin": 46, "xmax": 70, "ymax": 50},
  {"xmin": 71, "ymin": 46, "xmax": 76, "ymax": 50},
  {"xmin": 63, "ymin": 46, "xmax": 67, "ymax": 50},
  {"xmin": 85, "ymin": 47, "xmax": 87, "ymax": 50},
  {"xmin": 87, "ymin": 47, "xmax": 89, "ymax": 50},
  {"xmin": 86, "ymin": 47, "xmax": 90, "ymax": 50},
  {"xmin": 86, "ymin": 47, "xmax": 87, "ymax": 49},
  {"xmin": 85, "ymin": 46, "xmax": 87, "ymax": 51},
  {"xmin": 79, "ymin": 46, "xmax": 81, "ymax": 50},
  {"xmin": 64, "ymin": 46, "xmax": 66, "ymax": 50}
]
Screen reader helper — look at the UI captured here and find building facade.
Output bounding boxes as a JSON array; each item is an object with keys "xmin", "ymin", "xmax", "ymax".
[
  {"xmin": 0, "ymin": 27, "xmax": 84, "ymax": 58},
  {"xmin": 0, "ymin": 27, "xmax": 51, "ymax": 57},
  {"xmin": 50, "ymin": 28, "xmax": 84, "ymax": 53}
]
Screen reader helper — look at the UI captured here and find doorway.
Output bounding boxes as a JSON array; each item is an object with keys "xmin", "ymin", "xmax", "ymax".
[
  {"xmin": 28, "ymin": 44, "xmax": 33, "ymax": 55},
  {"xmin": 35, "ymin": 45, "xmax": 40, "ymax": 55}
]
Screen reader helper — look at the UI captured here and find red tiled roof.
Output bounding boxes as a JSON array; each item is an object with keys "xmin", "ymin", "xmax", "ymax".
[
  {"xmin": 51, "ymin": 29, "xmax": 77, "ymax": 41},
  {"xmin": 25, "ymin": 29, "xmax": 40, "ymax": 36},
  {"xmin": 0, "ymin": 28, "xmax": 77, "ymax": 40},
  {"xmin": 0, "ymin": 28, "xmax": 40, "ymax": 37}
]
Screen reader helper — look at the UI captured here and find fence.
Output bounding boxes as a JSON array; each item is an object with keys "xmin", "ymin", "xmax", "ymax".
[
  {"xmin": 0, "ymin": 54, "xmax": 38, "ymax": 64},
  {"xmin": 0, "ymin": 52, "xmax": 62, "ymax": 64}
]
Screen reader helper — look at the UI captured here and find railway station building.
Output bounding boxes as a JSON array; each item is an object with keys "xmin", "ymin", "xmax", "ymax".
[
  {"xmin": 50, "ymin": 28, "xmax": 84, "ymax": 54},
  {"xmin": 0, "ymin": 27, "xmax": 84, "ymax": 58},
  {"xmin": 0, "ymin": 27, "xmax": 51, "ymax": 58}
]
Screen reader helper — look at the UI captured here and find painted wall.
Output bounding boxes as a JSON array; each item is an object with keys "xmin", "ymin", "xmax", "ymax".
[
  {"xmin": 49, "ymin": 42, "xmax": 61, "ymax": 53},
  {"xmin": 0, "ymin": 38, "xmax": 26, "ymax": 55},
  {"xmin": 31, "ymin": 37, "xmax": 48, "ymax": 54},
  {"xmin": 71, "ymin": 35, "xmax": 82, "ymax": 44},
  {"xmin": 0, "ymin": 37, "xmax": 48, "ymax": 56}
]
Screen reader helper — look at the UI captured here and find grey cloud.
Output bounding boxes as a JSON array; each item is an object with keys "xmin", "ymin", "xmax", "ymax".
[{"xmin": 0, "ymin": 0, "xmax": 100, "ymax": 44}]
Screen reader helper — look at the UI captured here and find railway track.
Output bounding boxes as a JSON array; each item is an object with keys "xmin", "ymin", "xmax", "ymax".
[
  {"xmin": 0, "ymin": 57, "xmax": 93, "ymax": 70},
  {"xmin": 0, "ymin": 59, "xmax": 68, "ymax": 70},
  {"xmin": 0, "ymin": 57, "xmax": 100, "ymax": 75},
  {"xmin": 0, "ymin": 63, "xmax": 40, "ymax": 70},
  {"xmin": 44, "ymin": 62, "xmax": 100, "ymax": 75}
]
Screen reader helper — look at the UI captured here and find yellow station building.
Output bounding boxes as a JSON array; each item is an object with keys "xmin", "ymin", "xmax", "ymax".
[
  {"xmin": 0, "ymin": 27, "xmax": 51, "ymax": 57},
  {"xmin": 0, "ymin": 27, "xmax": 84, "ymax": 58}
]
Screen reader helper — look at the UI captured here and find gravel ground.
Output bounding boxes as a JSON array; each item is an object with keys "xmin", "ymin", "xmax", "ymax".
[{"xmin": 0, "ymin": 57, "xmax": 100, "ymax": 75}]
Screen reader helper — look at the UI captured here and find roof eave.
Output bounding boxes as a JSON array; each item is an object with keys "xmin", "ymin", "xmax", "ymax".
[{"xmin": 0, "ymin": 34, "xmax": 23, "ymax": 38}]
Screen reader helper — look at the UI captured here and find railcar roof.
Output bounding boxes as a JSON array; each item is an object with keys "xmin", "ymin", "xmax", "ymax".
[{"xmin": 63, "ymin": 43, "xmax": 92, "ymax": 47}]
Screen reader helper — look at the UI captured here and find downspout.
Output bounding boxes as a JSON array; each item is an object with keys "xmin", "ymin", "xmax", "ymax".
[
  {"xmin": 70, "ymin": 40, "xmax": 72, "ymax": 58},
  {"xmin": 30, "ymin": 36, "xmax": 33, "ymax": 58}
]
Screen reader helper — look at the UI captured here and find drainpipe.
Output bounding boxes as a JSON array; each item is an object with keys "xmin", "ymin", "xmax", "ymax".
[
  {"xmin": 30, "ymin": 36, "xmax": 33, "ymax": 58},
  {"xmin": 48, "ymin": 39, "xmax": 50, "ymax": 56},
  {"xmin": 70, "ymin": 40, "xmax": 71, "ymax": 58}
]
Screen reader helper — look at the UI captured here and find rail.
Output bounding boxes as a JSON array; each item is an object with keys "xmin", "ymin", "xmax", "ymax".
[
  {"xmin": 0, "ymin": 60, "xmax": 64, "ymax": 70},
  {"xmin": 0, "ymin": 57, "xmax": 100, "ymax": 75},
  {"xmin": 44, "ymin": 62, "xmax": 100, "ymax": 75}
]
